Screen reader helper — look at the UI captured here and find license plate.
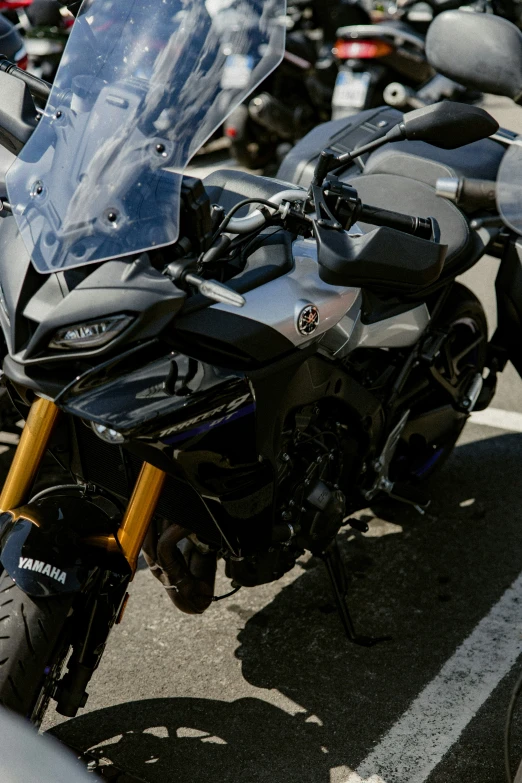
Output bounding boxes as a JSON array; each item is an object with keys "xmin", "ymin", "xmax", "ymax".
[
  {"xmin": 332, "ymin": 70, "xmax": 371, "ymax": 109},
  {"xmin": 220, "ymin": 54, "xmax": 254, "ymax": 90},
  {"xmin": 26, "ymin": 39, "xmax": 64, "ymax": 56}
]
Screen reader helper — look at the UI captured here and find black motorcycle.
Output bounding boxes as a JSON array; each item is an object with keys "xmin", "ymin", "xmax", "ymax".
[{"xmin": 0, "ymin": 0, "xmax": 514, "ymax": 732}]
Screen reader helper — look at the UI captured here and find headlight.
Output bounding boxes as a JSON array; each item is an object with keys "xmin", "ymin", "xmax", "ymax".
[{"xmin": 48, "ymin": 314, "xmax": 133, "ymax": 350}]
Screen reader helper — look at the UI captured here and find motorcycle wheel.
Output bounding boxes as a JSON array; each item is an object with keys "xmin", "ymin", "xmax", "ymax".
[
  {"xmin": 396, "ymin": 283, "xmax": 488, "ymax": 481},
  {"xmin": 0, "ymin": 571, "xmax": 73, "ymax": 725}
]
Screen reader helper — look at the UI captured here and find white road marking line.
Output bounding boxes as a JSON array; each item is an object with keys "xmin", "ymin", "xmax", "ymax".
[
  {"xmin": 470, "ymin": 407, "xmax": 522, "ymax": 433},
  {"xmin": 343, "ymin": 772, "xmax": 387, "ymax": 783},
  {"xmin": 356, "ymin": 572, "xmax": 522, "ymax": 783}
]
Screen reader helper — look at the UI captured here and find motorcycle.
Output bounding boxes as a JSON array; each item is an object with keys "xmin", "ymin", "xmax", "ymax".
[
  {"xmin": 331, "ymin": 0, "xmax": 480, "ymax": 119},
  {"xmin": 224, "ymin": 0, "xmax": 370, "ymax": 168},
  {"xmin": 0, "ymin": 0, "xmax": 512, "ymax": 730}
]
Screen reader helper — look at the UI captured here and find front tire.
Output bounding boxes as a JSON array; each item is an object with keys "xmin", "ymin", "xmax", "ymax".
[{"xmin": 0, "ymin": 571, "xmax": 73, "ymax": 725}]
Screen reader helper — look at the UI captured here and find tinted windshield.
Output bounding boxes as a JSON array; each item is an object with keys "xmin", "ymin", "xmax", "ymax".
[
  {"xmin": 6, "ymin": 0, "xmax": 285, "ymax": 272},
  {"xmin": 497, "ymin": 137, "xmax": 522, "ymax": 235}
]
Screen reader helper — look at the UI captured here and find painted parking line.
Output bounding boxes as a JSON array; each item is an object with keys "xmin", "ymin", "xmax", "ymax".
[
  {"xmin": 470, "ymin": 406, "xmax": 522, "ymax": 433},
  {"xmin": 355, "ymin": 572, "xmax": 522, "ymax": 783}
]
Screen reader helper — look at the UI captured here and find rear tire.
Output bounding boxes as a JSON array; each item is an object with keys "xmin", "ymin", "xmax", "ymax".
[
  {"xmin": 0, "ymin": 571, "xmax": 73, "ymax": 725},
  {"xmin": 395, "ymin": 283, "xmax": 488, "ymax": 480}
]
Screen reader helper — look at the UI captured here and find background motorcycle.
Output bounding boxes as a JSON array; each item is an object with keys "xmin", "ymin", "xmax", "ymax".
[
  {"xmin": 331, "ymin": 0, "xmax": 480, "ymax": 119},
  {"xmin": 0, "ymin": 5, "xmax": 28, "ymax": 68},
  {"xmin": 225, "ymin": 0, "xmax": 370, "ymax": 168},
  {"xmin": 0, "ymin": 0, "xmax": 71, "ymax": 80}
]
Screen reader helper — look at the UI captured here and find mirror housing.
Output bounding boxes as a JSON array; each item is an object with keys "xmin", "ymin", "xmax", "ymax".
[
  {"xmin": 0, "ymin": 70, "xmax": 37, "ymax": 154},
  {"xmin": 398, "ymin": 101, "xmax": 499, "ymax": 149},
  {"xmin": 426, "ymin": 11, "xmax": 522, "ymax": 101}
]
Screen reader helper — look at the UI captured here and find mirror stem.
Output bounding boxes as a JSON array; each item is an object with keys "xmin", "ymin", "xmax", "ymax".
[
  {"xmin": 337, "ymin": 124, "xmax": 404, "ymax": 166},
  {"xmin": 311, "ymin": 124, "xmax": 406, "ymax": 186}
]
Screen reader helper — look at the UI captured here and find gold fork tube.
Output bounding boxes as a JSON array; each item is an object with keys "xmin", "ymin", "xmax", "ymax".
[
  {"xmin": 117, "ymin": 461, "xmax": 166, "ymax": 574},
  {"xmin": 0, "ymin": 397, "xmax": 60, "ymax": 513}
]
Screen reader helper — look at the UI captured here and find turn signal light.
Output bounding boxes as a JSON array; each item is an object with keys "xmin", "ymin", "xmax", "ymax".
[{"xmin": 333, "ymin": 39, "xmax": 394, "ymax": 60}]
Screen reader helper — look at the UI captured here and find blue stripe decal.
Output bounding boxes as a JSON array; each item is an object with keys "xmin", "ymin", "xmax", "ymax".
[{"xmin": 161, "ymin": 403, "xmax": 256, "ymax": 445}]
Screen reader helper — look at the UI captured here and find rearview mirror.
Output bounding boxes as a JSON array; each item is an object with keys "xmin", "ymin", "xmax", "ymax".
[
  {"xmin": 399, "ymin": 101, "xmax": 499, "ymax": 149},
  {"xmin": 426, "ymin": 11, "xmax": 522, "ymax": 101}
]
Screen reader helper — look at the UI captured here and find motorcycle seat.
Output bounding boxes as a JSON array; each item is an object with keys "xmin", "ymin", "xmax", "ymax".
[
  {"xmin": 363, "ymin": 137, "xmax": 504, "ymax": 197},
  {"xmin": 349, "ymin": 172, "xmax": 472, "ymax": 272}
]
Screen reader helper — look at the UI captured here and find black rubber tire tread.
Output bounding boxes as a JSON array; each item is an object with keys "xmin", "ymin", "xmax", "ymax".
[
  {"xmin": 437, "ymin": 282, "xmax": 488, "ymax": 346},
  {"xmin": 418, "ymin": 281, "xmax": 488, "ymax": 478},
  {"xmin": 0, "ymin": 570, "xmax": 73, "ymax": 720}
]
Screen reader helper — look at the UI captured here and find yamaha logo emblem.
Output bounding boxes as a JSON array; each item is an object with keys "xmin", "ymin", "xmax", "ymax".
[{"xmin": 297, "ymin": 304, "xmax": 319, "ymax": 335}]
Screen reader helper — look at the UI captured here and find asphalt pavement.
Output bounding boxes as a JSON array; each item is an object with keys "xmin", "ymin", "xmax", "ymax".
[{"xmin": 7, "ymin": 97, "xmax": 522, "ymax": 783}]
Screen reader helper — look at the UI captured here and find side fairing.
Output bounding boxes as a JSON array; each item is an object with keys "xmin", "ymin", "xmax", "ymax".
[{"xmin": 61, "ymin": 353, "xmax": 254, "ymax": 442}]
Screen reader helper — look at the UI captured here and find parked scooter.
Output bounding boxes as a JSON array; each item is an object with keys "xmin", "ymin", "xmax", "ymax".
[{"xmin": 0, "ymin": 0, "xmax": 514, "ymax": 733}]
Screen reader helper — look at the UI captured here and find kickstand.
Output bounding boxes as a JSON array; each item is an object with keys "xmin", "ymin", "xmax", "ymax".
[{"xmin": 319, "ymin": 538, "xmax": 391, "ymax": 647}]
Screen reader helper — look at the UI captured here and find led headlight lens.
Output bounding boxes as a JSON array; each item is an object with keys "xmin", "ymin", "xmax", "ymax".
[
  {"xmin": 49, "ymin": 314, "xmax": 132, "ymax": 350},
  {"xmin": 91, "ymin": 422, "xmax": 125, "ymax": 444}
]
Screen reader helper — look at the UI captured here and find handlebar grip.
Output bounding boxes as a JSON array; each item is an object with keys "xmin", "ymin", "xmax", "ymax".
[
  {"xmin": 436, "ymin": 177, "xmax": 497, "ymax": 210},
  {"xmin": 356, "ymin": 202, "xmax": 434, "ymax": 239},
  {"xmin": 0, "ymin": 58, "xmax": 51, "ymax": 102}
]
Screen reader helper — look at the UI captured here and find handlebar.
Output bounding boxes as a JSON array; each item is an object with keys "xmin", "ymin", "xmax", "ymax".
[
  {"xmin": 223, "ymin": 188, "xmax": 435, "ymax": 242},
  {"xmin": 0, "ymin": 57, "xmax": 51, "ymax": 102},
  {"xmin": 226, "ymin": 189, "xmax": 308, "ymax": 234},
  {"xmin": 356, "ymin": 202, "xmax": 434, "ymax": 239},
  {"xmin": 435, "ymin": 177, "xmax": 497, "ymax": 211}
]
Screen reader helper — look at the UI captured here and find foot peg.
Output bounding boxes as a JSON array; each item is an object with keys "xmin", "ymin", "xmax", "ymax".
[{"xmin": 320, "ymin": 538, "xmax": 391, "ymax": 647}]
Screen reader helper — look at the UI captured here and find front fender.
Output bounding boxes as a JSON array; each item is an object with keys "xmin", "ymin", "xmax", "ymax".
[{"xmin": 0, "ymin": 494, "xmax": 128, "ymax": 597}]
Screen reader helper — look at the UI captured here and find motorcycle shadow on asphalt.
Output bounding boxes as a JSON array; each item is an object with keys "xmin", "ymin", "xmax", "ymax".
[{"xmin": 49, "ymin": 431, "xmax": 522, "ymax": 783}]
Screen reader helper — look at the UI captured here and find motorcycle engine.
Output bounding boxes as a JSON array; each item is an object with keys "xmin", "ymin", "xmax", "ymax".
[{"xmin": 226, "ymin": 404, "xmax": 356, "ymax": 587}]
